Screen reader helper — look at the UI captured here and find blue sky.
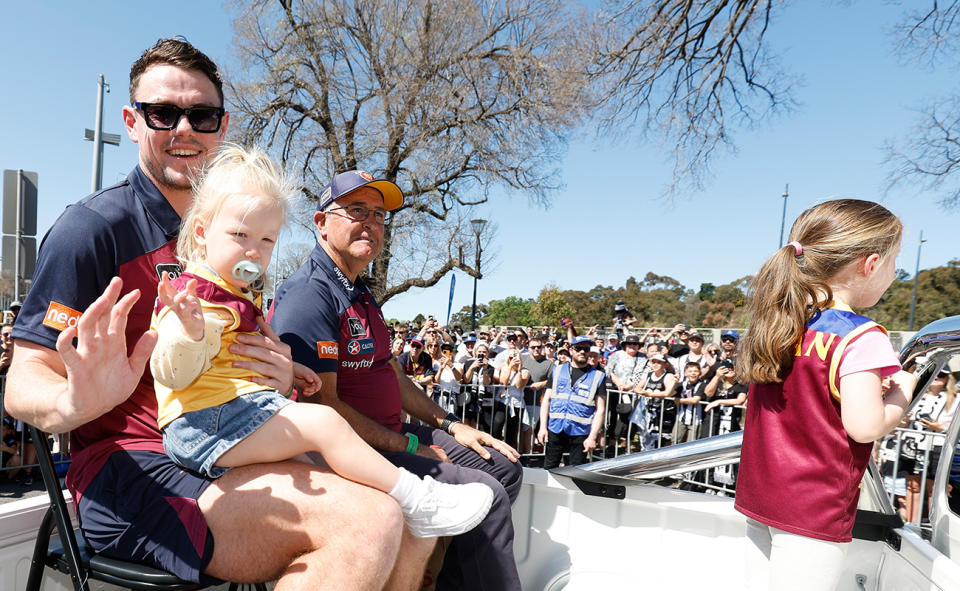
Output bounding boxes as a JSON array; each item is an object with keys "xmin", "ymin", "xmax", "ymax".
[{"xmin": 1, "ymin": 2, "xmax": 957, "ymax": 324}]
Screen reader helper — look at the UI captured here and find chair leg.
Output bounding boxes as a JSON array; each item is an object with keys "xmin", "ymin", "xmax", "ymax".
[{"xmin": 24, "ymin": 508, "xmax": 56, "ymax": 591}]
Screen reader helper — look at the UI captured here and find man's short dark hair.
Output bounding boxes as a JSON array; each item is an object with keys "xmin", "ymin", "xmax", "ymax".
[{"xmin": 130, "ymin": 37, "xmax": 224, "ymax": 105}]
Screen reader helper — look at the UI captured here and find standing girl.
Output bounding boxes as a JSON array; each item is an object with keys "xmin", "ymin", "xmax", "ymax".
[
  {"xmin": 151, "ymin": 145, "xmax": 493, "ymax": 539},
  {"xmin": 735, "ymin": 199, "xmax": 917, "ymax": 590}
]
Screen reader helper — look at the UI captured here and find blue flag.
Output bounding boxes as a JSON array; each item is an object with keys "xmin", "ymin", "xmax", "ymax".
[{"xmin": 446, "ymin": 274, "xmax": 456, "ymax": 326}]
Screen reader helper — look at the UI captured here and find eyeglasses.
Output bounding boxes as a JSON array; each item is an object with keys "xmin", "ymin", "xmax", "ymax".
[
  {"xmin": 133, "ymin": 102, "xmax": 225, "ymax": 133},
  {"xmin": 326, "ymin": 205, "xmax": 387, "ymax": 225},
  {"xmin": 572, "ymin": 345, "xmax": 591, "ymax": 353}
]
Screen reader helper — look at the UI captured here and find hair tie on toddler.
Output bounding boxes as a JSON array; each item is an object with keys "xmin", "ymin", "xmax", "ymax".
[{"xmin": 788, "ymin": 241, "xmax": 803, "ymax": 256}]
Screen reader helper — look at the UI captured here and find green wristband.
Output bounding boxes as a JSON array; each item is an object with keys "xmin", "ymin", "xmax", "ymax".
[{"xmin": 405, "ymin": 432, "xmax": 419, "ymax": 454}]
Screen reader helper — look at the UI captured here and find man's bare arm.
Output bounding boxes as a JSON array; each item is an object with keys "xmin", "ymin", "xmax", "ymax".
[{"xmin": 4, "ymin": 278, "xmax": 156, "ymax": 432}]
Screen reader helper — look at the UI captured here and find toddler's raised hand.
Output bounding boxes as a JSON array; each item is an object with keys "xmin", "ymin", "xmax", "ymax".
[{"xmin": 158, "ymin": 274, "xmax": 204, "ymax": 341}]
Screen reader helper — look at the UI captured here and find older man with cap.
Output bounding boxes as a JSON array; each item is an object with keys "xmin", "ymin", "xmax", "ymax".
[
  {"xmin": 537, "ymin": 335, "xmax": 608, "ymax": 469},
  {"xmin": 603, "ymin": 332, "xmax": 619, "ymax": 361},
  {"xmin": 270, "ymin": 170, "xmax": 523, "ymax": 591}
]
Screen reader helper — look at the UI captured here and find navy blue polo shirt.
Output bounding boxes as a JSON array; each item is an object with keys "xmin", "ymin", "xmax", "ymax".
[
  {"xmin": 271, "ymin": 244, "xmax": 402, "ymax": 431},
  {"xmin": 13, "ymin": 166, "xmax": 181, "ymax": 500}
]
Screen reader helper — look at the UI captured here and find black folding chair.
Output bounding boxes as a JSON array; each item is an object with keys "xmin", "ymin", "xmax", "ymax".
[{"xmin": 24, "ymin": 424, "xmax": 267, "ymax": 591}]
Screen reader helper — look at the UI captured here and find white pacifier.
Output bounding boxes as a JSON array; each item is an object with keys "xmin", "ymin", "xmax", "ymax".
[{"xmin": 232, "ymin": 260, "xmax": 263, "ymax": 284}]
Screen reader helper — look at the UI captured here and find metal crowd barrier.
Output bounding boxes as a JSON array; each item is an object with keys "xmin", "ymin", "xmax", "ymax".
[
  {"xmin": 878, "ymin": 425, "xmax": 949, "ymax": 528},
  {"xmin": 424, "ymin": 381, "xmax": 746, "ymax": 493}
]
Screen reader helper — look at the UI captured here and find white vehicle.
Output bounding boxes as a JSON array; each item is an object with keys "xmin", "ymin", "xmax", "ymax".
[{"xmin": 5, "ymin": 317, "xmax": 960, "ymax": 590}]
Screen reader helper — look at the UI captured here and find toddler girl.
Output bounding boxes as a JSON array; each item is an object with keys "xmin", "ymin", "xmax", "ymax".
[{"xmin": 151, "ymin": 145, "xmax": 493, "ymax": 538}]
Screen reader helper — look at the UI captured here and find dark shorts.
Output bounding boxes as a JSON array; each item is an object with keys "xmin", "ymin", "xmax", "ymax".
[{"xmin": 76, "ymin": 449, "xmax": 219, "ymax": 584}]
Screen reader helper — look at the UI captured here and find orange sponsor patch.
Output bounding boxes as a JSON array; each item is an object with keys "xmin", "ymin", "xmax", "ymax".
[
  {"xmin": 316, "ymin": 341, "xmax": 339, "ymax": 360},
  {"xmin": 42, "ymin": 301, "xmax": 82, "ymax": 332}
]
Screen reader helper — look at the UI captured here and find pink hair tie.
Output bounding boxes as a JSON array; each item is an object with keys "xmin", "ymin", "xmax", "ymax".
[{"xmin": 788, "ymin": 241, "xmax": 803, "ymax": 256}]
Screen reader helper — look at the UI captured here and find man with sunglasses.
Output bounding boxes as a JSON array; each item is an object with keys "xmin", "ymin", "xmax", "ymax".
[
  {"xmin": 537, "ymin": 335, "xmax": 608, "ymax": 469},
  {"xmin": 397, "ymin": 336, "xmax": 435, "ymax": 386},
  {"xmin": 704, "ymin": 329, "xmax": 741, "ymax": 382},
  {"xmin": 271, "ymin": 170, "xmax": 524, "ymax": 591},
  {"xmin": 4, "ymin": 38, "xmax": 430, "ymax": 589}
]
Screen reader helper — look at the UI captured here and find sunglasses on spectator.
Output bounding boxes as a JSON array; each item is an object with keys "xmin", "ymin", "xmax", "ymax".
[
  {"xmin": 506, "ymin": 335, "xmax": 517, "ymax": 341},
  {"xmin": 572, "ymin": 345, "xmax": 591, "ymax": 353},
  {"xmin": 529, "ymin": 345, "xmax": 543, "ymax": 349},
  {"xmin": 721, "ymin": 337, "xmax": 737, "ymax": 343},
  {"xmin": 133, "ymin": 102, "xmax": 225, "ymax": 132},
  {"xmin": 326, "ymin": 205, "xmax": 387, "ymax": 225},
  {"xmin": 410, "ymin": 343, "xmax": 422, "ymax": 349}
]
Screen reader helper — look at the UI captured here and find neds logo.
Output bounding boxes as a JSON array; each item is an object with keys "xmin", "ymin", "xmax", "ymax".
[
  {"xmin": 316, "ymin": 340, "xmax": 339, "ymax": 360},
  {"xmin": 42, "ymin": 301, "xmax": 82, "ymax": 332}
]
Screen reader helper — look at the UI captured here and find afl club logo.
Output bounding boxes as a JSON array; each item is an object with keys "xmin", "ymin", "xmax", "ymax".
[{"xmin": 359, "ymin": 170, "xmax": 374, "ymax": 181}]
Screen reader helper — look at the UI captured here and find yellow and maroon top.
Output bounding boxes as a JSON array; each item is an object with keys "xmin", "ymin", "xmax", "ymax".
[{"xmin": 152, "ymin": 264, "xmax": 267, "ymax": 429}]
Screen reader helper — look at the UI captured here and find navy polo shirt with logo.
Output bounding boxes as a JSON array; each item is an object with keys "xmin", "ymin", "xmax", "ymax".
[
  {"xmin": 271, "ymin": 244, "xmax": 402, "ymax": 432},
  {"xmin": 12, "ymin": 166, "xmax": 181, "ymax": 501}
]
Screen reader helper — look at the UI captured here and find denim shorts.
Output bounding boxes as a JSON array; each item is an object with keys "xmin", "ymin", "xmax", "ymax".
[{"xmin": 162, "ymin": 389, "xmax": 292, "ymax": 478}]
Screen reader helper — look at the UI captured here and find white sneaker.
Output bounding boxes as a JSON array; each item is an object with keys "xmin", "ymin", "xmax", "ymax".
[{"xmin": 403, "ymin": 476, "xmax": 494, "ymax": 538}]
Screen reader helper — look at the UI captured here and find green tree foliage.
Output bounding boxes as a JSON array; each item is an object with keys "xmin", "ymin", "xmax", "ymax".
[
  {"xmin": 450, "ymin": 304, "xmax": 488, "ymax": 328},
  {"xmin": 698, "ymin": 283, "xmax": 716, "ymax": 301},
  {"xmin": 870, "ymin": 260, "xmax": 960, "ymax": 330},
  {"xmin": 530, "ymin": 284, "xmax": 576, "ymax": 327},
  {"xmin": 481, "ymin": 296, "xmax": 535, "ymax": 326}
]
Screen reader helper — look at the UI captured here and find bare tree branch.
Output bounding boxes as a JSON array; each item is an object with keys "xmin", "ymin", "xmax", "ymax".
[
  {"xmin": 227, "ymin": 0, "xmax": 593, "ymax": 302},
  {"xmin": 885, "ymin": 1, "xmax": 960, "ymax": 207},
  {"xmin": 886, "ymin": 96, "xmax": 960, "ymax": 207},
  {"xmin": 591, "ymin": 0, "xmax": 796, "ymax": 196}
]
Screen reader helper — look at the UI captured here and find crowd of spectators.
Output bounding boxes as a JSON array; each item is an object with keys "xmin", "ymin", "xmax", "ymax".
[
  {"xmin": 0, "ymin": 301, "xmax": 41, "ymax": 486},
  {"xmin": 386, "ymin": 303, "xmax": 750, "ymax": 488}
]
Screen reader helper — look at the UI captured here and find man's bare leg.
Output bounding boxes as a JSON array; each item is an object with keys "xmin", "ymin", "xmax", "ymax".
[
  {"xmin": 384, "ymin": 527, "xmax": 436, "ymax": 591},
  {"xmin": 199, "ymin": 460, "xmax": 409, "ymax": 590}
]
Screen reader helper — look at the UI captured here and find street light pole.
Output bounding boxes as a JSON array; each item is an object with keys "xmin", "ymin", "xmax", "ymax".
[
  {"xmin": 84, "ymin": 74, "xmax": 121, "ymax": 192},
  {"xmin": 778, "ymin": 183, "xmax": 789, "ymax": 247},
  {"xmin": 908, "ymin": 230, "xmax": 927, "ymax": 331},
  {"xmin": 470, "ymin": 219, "xmax": 487, "ymax": 331}
]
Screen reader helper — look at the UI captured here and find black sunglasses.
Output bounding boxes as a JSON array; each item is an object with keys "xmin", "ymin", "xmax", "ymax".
[
  {"xmin": 133, "ymin": 102, "xmax": 225, "ymax": 133},
  {"xmin": 721, "ymin": 337, "xmax": 738, "ymax": 343},
  {"xmin": 572, "ymin": 345, "xmax": 591, "ymax": 353}
]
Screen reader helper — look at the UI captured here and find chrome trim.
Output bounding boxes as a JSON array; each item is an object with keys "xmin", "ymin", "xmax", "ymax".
[{"xmin": 556, "ymin": 431, "xmax": 743, "ymax": 481}]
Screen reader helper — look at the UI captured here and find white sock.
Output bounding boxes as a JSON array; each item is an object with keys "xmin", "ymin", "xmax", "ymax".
[{"xmin": 388, "ymin": 468, "xmax": 423, "ymax": 512}]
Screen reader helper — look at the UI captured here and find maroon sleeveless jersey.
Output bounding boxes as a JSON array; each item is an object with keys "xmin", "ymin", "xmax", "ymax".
[{"xmin": 735, "ymin": 307, "xmax": 889, "ymax": 542}]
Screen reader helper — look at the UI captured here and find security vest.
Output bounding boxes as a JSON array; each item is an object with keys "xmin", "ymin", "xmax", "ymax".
[{"xmin": 548, "ymin": 363, "xmax": 605, "ymax": 436}]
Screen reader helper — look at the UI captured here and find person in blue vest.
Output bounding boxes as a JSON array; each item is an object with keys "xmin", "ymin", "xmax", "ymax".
[{"xmin": 537, "ymin": 335, "xmax": 608, "ymax": 469}]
